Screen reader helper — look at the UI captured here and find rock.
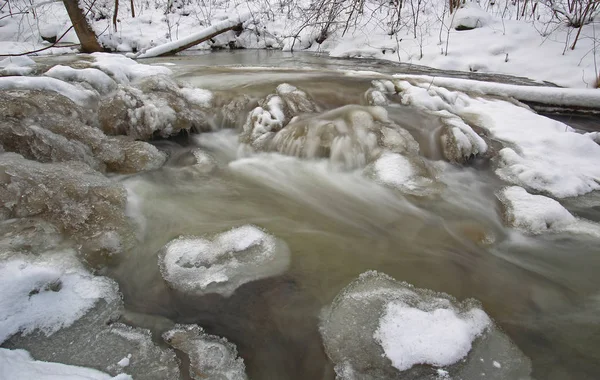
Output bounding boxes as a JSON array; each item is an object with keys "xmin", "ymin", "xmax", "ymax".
[{"xmin": 320, "ymin": 271, "xmax": 532, "ymax": 380}]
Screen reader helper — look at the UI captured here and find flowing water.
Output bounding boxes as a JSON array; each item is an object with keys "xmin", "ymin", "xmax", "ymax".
[{"xmin": 12, "ymin": 51, "xmax": 600, "ymax": 379}]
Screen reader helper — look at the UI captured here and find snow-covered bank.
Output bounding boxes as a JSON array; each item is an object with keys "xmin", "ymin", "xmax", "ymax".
[{"xmin": 1, "ymin": 0, "xmax": 598, "ymax": 88}]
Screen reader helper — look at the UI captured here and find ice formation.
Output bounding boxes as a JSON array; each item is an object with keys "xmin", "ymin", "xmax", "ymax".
[
  {"xmin": 0, "ymin": 252, "xmax": 119, "ymax": 344},
  {"xmin": 319, "ymin": 271, "xmax": 532, "ymax": 380},
  {"xmin": 390, "ymin": 78, "xmax": 600, "ymax": 197},
  {"xmin": 44, "ymin": 65, "xmax": 117, "ymax": 95},
  {"xmin": 90, "ymin": 52, "xmax": 172, "ymax": 84},
  {"xmin": 0, "ymin": 153, "xmax": 134, "ymax": 256},
  {"xmin": 0, "ymin": 218, "xmax": 63, "ymax": 258},
  {"xmin": 0, "ymin": 348, "xmax": 132, "ymax": 380},
  {"xmin": 367, "ymin": 153, "xmax": 438, "ymax": 196},
  {"xmin": 0, "ymin": 89, "xmax": 166, "ymax": 173},
  {"xmin": 98, "ymin": 75, "xmax": 213, "ymax": 140},
  {"xmin": 240, "ymin": 83, "xmax": 319, "ymax": 150},
  {"xmin": 158, "ymin": 225, "xmax": 291, "ymax": 296},
  {"xmin": 0, "ymin": 76, "xmax": 97, "ymax": 106},
  {"xmin": 163, "ymin": 324, "xmax": 247, "ymax": 380}
]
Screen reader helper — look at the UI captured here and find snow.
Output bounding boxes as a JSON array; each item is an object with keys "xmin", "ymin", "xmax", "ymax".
[
  {"xmin": 0, "ymin": 252, "xmax": 119, "ymax": 344},
  {"xmin": 116, "ymin": 354, "xmax": 131, "ymax": 368},
  {"xmin": 0, "ymin": 76, "xmax": 96, "ymax": 106},
  {"xmin": 158, "ymin": 225, "xmax": 290, "ymax": 296},
  {"xmin": 180, "ymin": 87, "xmax": 213, "ymax": 107},
  {"xmin": 371, "ymin": 153, "xmax": 436, "ymax": 195},
  {"xmin": 389, "ymin": 79, "xmax": 600, "ymax": 198},
  {"xmin": 44, "ymin": 65, "xmax": 117, "ymax": 94},
  {"xmin": 493, "ymin": 361, "xmax": 502, "ymax": 368},
  {"xmin": 498, "ymin": 186, "xmax": 600, "ymax": 236},
  {"xmin": 0, "ymin": 348, "xmax": 132, "ymax": 380},
  {"xmin": 374, "ymin": 303, "xmax": 490, "ymax": 370},
  {"xmin": 393, "ymin": 75, "xmax": 600, "ymax": 109},
  {"xmin": 0, "ymin": 56, "xmax": 35, "ymax": 76},
  {"xmin": 91, "ymin": 53, "xmax": 172, "ymax": 84},
  {"xmin": 135, "ymin": 12, "xmax": 252, "ymax": 59},
  {"xmin": 451, "ymin": 3, "xmax": 493, "ymax": 30}
]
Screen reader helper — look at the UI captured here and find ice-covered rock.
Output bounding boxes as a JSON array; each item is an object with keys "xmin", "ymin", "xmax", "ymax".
[
  {"xmin": 241, "ymin": 83, "xmax": 319, "ymax": 150},
  {"xmin": 44, "ymin": 65, "xmax": 118, "ymax": 95},
  {"xmin": 158, "ymin": 225, "xmax": 291, "ymax": 297},
  {"xmin": 439, "ymin": 116, "xmax": 488, "ymax": 164},
  {"xmin": 0, "ymin": 251, "xmax": 119, "ymax": 344},
  {"xmin": 0, "ymin": 76, "xmax": 97, "ymax": 106},
  {"xmin": 366, "ymin": 152, "xmax": 438, "ymax": 195},
  {"xmin": 0, "ymin": 56, "xmax": 36, "ymax": 76},
  {"xmin": 320, "ymin": 271, "xmax": 532, "ymax": 380},
  {"xmin": 0, "ymin": 89, "xmax": 166, "ymax": 173},
  {"xmin": 98, "ymin": 76, "xmax": 213, "ymax": 140},
  {"xmin": 0, "ymin": 348, "xmax": 132, "ymax": 380},
  {"xmin": 163, "ymin": 324, "xmax": 247, "ymax": 380},
  {"xmin": 0, "ymin": 153, "xmax": 134, "ymax": 256},
  {"xmin": 451, "ymin": 3, "xmax": 493, "ymax": 30},
  {"xmin": 0, "ymin": 218, "xmax": 63, "ymax": 258}
]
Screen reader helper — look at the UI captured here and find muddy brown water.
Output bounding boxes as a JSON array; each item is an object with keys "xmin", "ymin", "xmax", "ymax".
[{"xmin": 29, "ymin": 50, "xmax": 600, "ymax": 379}]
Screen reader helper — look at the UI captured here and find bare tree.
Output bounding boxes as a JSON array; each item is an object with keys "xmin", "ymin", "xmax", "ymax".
[{"xmin": 62, "ymin": 0, "xmax": 103, "ymax": 52}]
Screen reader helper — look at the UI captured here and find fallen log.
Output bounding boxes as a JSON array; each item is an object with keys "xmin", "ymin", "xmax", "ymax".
[{"xmin": 135, "ymin": 12, "xmax": 251, "ymax": 59}]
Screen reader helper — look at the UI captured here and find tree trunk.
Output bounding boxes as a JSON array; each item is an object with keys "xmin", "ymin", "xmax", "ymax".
[{"xmin": 62, "ymin": 0, "xmax": 103, "ymax": 53}]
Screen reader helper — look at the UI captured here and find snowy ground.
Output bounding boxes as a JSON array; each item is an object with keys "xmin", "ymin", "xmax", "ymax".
[{"xmin": 1, "ymin": 0, "xmax": 599, "ymax": 88}]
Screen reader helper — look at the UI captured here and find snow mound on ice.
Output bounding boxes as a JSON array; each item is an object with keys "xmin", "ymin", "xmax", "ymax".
[
  {"xmin": 369, "ymin": 153, "xmax": 437, "ymax": 195},
  {"xmin": 158, "ymin": 225, "xmax": 290, "ymax": 296},
  {"xmin": 44, "ymin": 65, "xmax": 117, "ymax": 94},
  {"xmin": 375, "ymin": 301, "xmax": 490, "ymax": 371},
  {"xmin": 0, "ymin": 56, "xmax": 35, "ymax": 76},
  {"xmin": 497, "ymin": 186, "xmax": 600, "ymax": 236},
  {"xmin": 320, "ymin": 271, "xmax": 532, "ymax": 379},
  {"xmin": 0, "ymin": 76, "xmax": 96, "ymax": 106},
  {"xmin": 0, "ymin": 252, "xmax": 119, "ymax": 344},
  {"xmin": 91, "ymin": 53, "xmax": 172, "ymax": 84},
  {"xmin": 0, "ymin": 348, "xmax": 131, "ymax": 380},
  {"xmin": 393, "ymin": 78, "xmax": 600, "ymax": 198},
  {"xmin": 163, "ymin": 324, "xmax": 247, "ymax": 380}
]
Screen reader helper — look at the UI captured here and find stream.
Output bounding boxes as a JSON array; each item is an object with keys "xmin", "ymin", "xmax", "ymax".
[{"xmin": 3, "ymin": 50, "xmax": 600, "ymax": 380}]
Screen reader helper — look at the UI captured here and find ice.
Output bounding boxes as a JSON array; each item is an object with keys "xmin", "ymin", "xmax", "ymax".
[
  {"xmin": 0, "ymin": 89, "xmax": 166, "ymax": 173},
  {"xmin": 241, "ymin": 83, "xmax": 319, "ymax": 150},
  {"xmin": 451, "ymin": 3, "xmax": 492, "ymax": 30},
  {"xmin": 0, "ymin": 76, "xmax": 96, "ymax": 106},
  {"xmin": 98, "ymin": 76, "xmax": 213, "ymax": 140},
  {"xmin": 0, "ymin": 251, "xmax": 119, "ymax": 344},
  {"xmin": 392, "ymin": 79, "xmax": 600, "ymax": 197},
  {"xmin": 7, "ymin": 315, "xmax": 181, "ymax": 380},
  {"xmin": 158, "ymin": 225, "xmax": 291, "ymax": 297},
  {"xmin": 0, "ymin": 348, "xmax": 131, "ymax": 380},
  {"xmin": 0, "ymin": 218, "xmax": 63, "ymax": 258},
  {"xmin": 439, "ymin": 117, "xmax": 488, "ymax": 164},
  {"xmin": 0, "ymin": 56, "xmax": 35, "ymax": 76},
  {"xmin": 497, "ymin": 186, "xmax": 600, "ymax": 237},
  {"xmin": 117, "ymin": 355, "xmax": 131, "ymax": 367},
  {"xmin": 0, "ymin": 153, "xmax": 134, "ymax": 256},
  {"xmin": 180, "ymin": 87, "xmax": 213, "ymax": 107},
  {"xmin": 368, "ymin": 153, "xmax": 438, "ymax": 196},
  {"xmin": 44, "ymin": 65, "xmax": 117, "ymax": 95},
  {"xmin": 163, "ymin": 324, "xmax": 247, "ymax": 380},
  {"xmin": 320, "ymin": 271, "xmax": 532, "ymax": 380},
  {"xmin": 90, "ymin": 53, "xmax": 172, "ymax": 84}
]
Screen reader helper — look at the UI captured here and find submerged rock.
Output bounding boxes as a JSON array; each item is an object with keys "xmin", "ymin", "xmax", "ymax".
[
  {"xmin": 98, "ymin": 76, "xmax": 213, "ymax": 140},
  {"xmin": 366, "ymin": 152, "xmax": 438, "ymax": 196},
  {"xmin": 0, "ymin": 153, "xmax": 134, "ymax": 256},
  {"xmin": 163, "ymin": 324, "xmax": 247, "ymax": 380},
  {"xmin": 158, "ymin": 225, "xmax": 291, "ymax": 297},
  {"xmin": 320, "ymin": 271, "xmax": 532, "ymax": 380}
]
